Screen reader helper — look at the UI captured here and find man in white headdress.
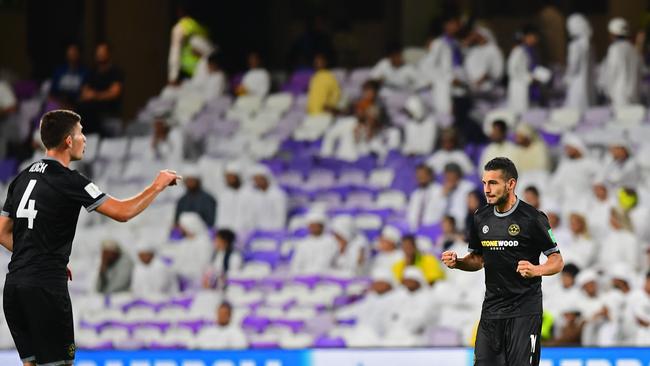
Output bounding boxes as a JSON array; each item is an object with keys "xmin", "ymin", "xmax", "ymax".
[
  {"xmin": 290, "ymin": 211, "xmax": 338, "ymax": 274},
  {"xmin": 407, "ymin": 164, "xmax": 446, "ymax": 230},
  {"xmin": 216, "ymin": 162, "xmax": 248, "ymax": 234},
  {"xmin": 331, "ymin": 216, "xmax": 368, "ymax": 276},
  {"xmin": 575, "ymin": 269, "xmax": 607, "ymax": 346},
  {"xmin": 163, "ymin": 212, "xmax": 213, "ymax": 288},
  {"xmin": 371, "ymin": 226, "xmax": 404, "ymax": 273},
  {"xmin": 597, "ymin": 137, "xmax": 642, "ymax": 190},
  {"xmin": 548, "ymin": 133, "xmax": 598, "ymax": 209},
  {"xmin": 585, "ymin": 179, "xmax": 616, "ymax": 241},
  {"xmin": 131, "ymin": 242, "xmax": 176, "ymax": 295},
  {"xmin": 464, "ymin": 25, "xmax": 504, "ymax": 94},
  {"xmin": 401, "ymin": 95, "xmax": 436, "ymax": 156},
  {"xmin": 241, "ymin": 164, "xmax": 287, "ymax": 232},
  {"xmin": 564, "ymin": 14, "xmax": 594, "ymax": 111},
  {"xmin": 596, "ymin": 207, "xmax": 640, "ymax": 272},
  {"xmin": 598, "ymin": 17, "xmax": 642, "ymax": 107},
  {"xmin": 626, "ymin": 272, "xmax": 650, "ymax": 345},
  {"xmin": 512, "ymin": 123, "xmax": 550, "ymax": 173}
]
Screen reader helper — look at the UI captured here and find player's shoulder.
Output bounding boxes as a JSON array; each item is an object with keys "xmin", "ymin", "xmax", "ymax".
[
  {"xmin": 473, "ymin": 204, "xmax": 493, "ymax": 219},
  {"xmin": 515, "ymin": 199, "xmax": 547, "ymax": 220}
]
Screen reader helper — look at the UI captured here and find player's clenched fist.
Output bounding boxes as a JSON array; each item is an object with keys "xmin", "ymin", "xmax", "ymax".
[
  {"xmin": 516, "ymin": 260, "xmax": 539, "ymax": 278},
  {"xmin": 441, "ymin": 251, "xmax": 458, "ymax": 269},
  {"xmin": 153, "ymin": 170, "xmax": 182, "ymax": 190}
]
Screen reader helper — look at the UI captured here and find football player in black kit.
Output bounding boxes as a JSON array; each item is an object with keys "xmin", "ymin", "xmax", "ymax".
[
  {"xmin": 0, "ymin": 110, "xmax": 180, "ymax": 366},
  {"xmin": 442, "ymin": 157, "xmax": 563, "ymax": 366}
]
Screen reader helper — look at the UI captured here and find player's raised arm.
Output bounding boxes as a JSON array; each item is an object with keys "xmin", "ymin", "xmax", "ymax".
[
  {"xmin": 96, "ymin": 170, "xmax": 180, "ymax": 223},
  {"xmin": 0, "ymin": 216, "xmax": 13, "ymax": 252},
  {"xmin": 442, "ymin": 250, "xmax": 484, "ymax": 271}
]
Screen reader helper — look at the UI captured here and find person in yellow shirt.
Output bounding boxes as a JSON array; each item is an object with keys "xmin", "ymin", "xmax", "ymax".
[
  {"xmin": 307, "ymin": 53, "xmax": 341, "ymax": 115},
  {"xmin": 392, "ymin": 234, "xmax": 445, "ymax": 285}
]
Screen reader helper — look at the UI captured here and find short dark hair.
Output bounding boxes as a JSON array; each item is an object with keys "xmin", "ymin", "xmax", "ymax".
[
  {"xmin": 416, "ymin": 163, "xmax": 433, "ymax": 176},
  {"xmin": 216, "ymin": 229, "xmax": 236, "ymax": 247},
  {"xmin": 386, "ymin": 42, "xmax": 403, "ymax": 56},
  {"xmin": 484, "ymin": 157, "xmax": 518, "ymax": 181},
  {"xmin": 524, "ymin": 185, "xmax": 539, "ymax": 197},
  {"xmin": 39, "ymin": 110, "xmax": 81, "ymax": 149},
  {"xmin": 401, "ymin": 234, "xmax": 417, "ymax": 247},
  {"xmin": 207, "ymin": 51, "xmax": 220, "ymax": 68},
  {"xmin": 218, "ymin": 301, "xmax": 232, "ymax": 311},
  {"xmin": 563, "ymin": 263, "xmax": 580, "ymax": 277},
  {"xmin": 444, "ymin": 162, "xmax": 463, "ymax": 176},
  {"xmin": 443, "ymin": 215, "xmax": 456, "ymax": 228},
  {"xmin": 492, "ymin": 120, "xmax": 508, "ymax": 133},
  {"xmin": 362, "ymin": 79, "xmax": 381, "ymax": 92}
]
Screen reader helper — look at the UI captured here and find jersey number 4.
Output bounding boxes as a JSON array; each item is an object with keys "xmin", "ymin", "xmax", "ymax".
[{"xmin": 17, "ymin": 179, "xmax": 38, "ymax": 229}]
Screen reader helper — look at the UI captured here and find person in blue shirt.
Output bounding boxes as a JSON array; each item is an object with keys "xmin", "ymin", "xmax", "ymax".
[{"xmin": 49, "ymin": 43, "xmax": 87, "ymax": 108}]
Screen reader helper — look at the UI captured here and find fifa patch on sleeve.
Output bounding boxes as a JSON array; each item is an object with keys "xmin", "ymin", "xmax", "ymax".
[
  {"xmin": 84, "ymin": 183, "xmax": 103, "ymax": 199},
  {"xmin": 548, "ymin": 228, "xmax": 557, "ymax": 243}
]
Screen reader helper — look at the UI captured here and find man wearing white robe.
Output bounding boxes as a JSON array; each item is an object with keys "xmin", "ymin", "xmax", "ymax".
[
  {"xmin": 479, "ymin": 120, "xmax": 518, "ymax": 170},
  {"xmin": 585, "ymin": 180, "xmax": 616, "ymax": 241},
  {"xmin": 291, "ymin": 211, "xmax": 338, "ymax": 274},
  {"xmin": 216, "ymin": 162, "xmax": 248, "ymax": 234},
  {"xmin": 464, "ymin": 25, "xmax": 504, "ymax": 94},
  {"xmin": 131, "ymin": 243, "xmax": 176, "ymax": 295},
  {"xmin": 626, "ymin": 273, "xmax": 650, "ymax": 345},
  {"xmin": 564, "ymin": 14, "xmax": 594, "ymax": 111},
  {"xmin": 193, "ymin": 302, "xmax": 248, "ymax": 349},
  {"xmin": 407, "ymin": 164, "xmax": 446, "ymax": 230},
  {"xmin": 507, "ymin": 25, "xmax": 543, "ymax": 113},
  {"xmin": 429, "ymin": 163, "xmax": 476, "ymax": 230},
  {"xmin": 371, "ymin": 226, "xmax": 404, "ymax": 274},
  {"xmin": 370, "ymin": 44, "xmax": 418, "ymax": 91},
  {"xmin": 512, "ymin": 123, "xmax": 550, "ymax": 173},
  {"xmin": 426, "ymin": 128, "xmax": 475, "ymax": 176},
  {"xmin": 576, "ymin": 269, "xmax": 608, "ymax": 346},
  {"xmin": 237, "ymin": 52, "xmax": 271, "ymax": 97},
  {"xmin": 401, "ymin": 96, "xmax": 436, "ymax": 156},
  {"xmin": 242, "ymin": 165, "xmax": 288, "ymax": 232},
  {"xmin": 597, "ymin": 139, "xmax": 642, "ymax": 190},
  {"xmin": 596, "ymin": 207, "xmax": 640, "ymax": 272},
  {"xmin": 331, "ymin": 216, "xmax": 368, "ymax": 276},
  {"xmin": 598, "ymin": 18, "xmax": 642, "ymax": 107}
]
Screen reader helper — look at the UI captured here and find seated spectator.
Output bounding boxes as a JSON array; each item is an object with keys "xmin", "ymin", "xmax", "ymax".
[
  {"xmin": 561, "ymin": 212, "xmax": 597, "ymax": 269},
  {"xmin": 544, "ymin": 263, "xmax": 581, "ymax": 319},
  {"xmin": 369, "ymin": 43, "xmax": 418, "ymax": 91},
  {"xmin": 174, "ymin": 165, "xmax": 217, "ymax": 229},
  {"xmin": 202, "ymin": 229, "xmax": 243, "ymax": 289},
  {"xmin": 235, "ymin": 51, "xmax": 270, "ymax": 97},
  {"xmin": 241, "ymin": 164, "xmax": 287, "ymax": 232},
  {"xmin": 331, "ymin": 216, "xmax": 368, "ymax": 275},
  {"xmin": 507, "ymin": 24, "xmax": 545, "ymax": 113},
  {"xmin": 130, "ymin": 242, "xmax": 176, "ymax": 295},
  {"xmin": 216, "ymin": 162, "xmax": 248, "ymax": 234},
  {"xmin": 548, "ymin": 134, "xmax": 598, "ymax": 211},
  {"xmin": 201, "ymin": 52, "xmax": 226, "ymax": 101},
  {"xmin": 307, "ymin": 53, "xmax": 341, "ymax": 115},
  {"xmin": 426, "ymin": 128, "xmax": 474, "ymax": 176},
  {"xmin": 194, "ymin": 302, "xmax": 248, "ymax": 349},
  {"xmin": 585, "ymin": 180, "xmax": 615, "ymax": 241},
  {"xmin": 596, "ymin": 207, "xmax": 640, "ymax": 272},
  {"xmin": 435, "ymin": 163, "xmax": 476, "ymax": 230},
  {"xmin": 463, "ymin": 25, "xmax": 504, "ymax": 94},
  {"xmin": 78, "ymin": 42, "xmax": 124, "ymax": 136},
  {"xmin": 50, "ymin": 43, "xmax": 87, "ymax": 107},
  {"xmin": 371, "ymin": 226, "xmax": 404, "ymax": 274},
  {"xmin": 96, "ymin": 239, "xmax": 133, "ymax": 294},
  {"xmin": 543, "ymin": 303, "xmax": 584, "ymax": 346},
  {"xmin": 163, "ymin": 212, "xmax": 213, "ymax": 289},
  {"xmin": 354, "ymin": 105, "xmax": 400, "ymax": 159},
  {"xmin": 401, "ymin": 95, "xmax": 436, "ymax": 156},
  {"xmin": 523, "ymin": 185, "xmax": 541, "ymax": 209},
  {"xmin": 392, "ymin": 234, "xmax": 445, "ymax": 285},
  {"xmin": 479, "ymin": 120, "xmax": 517, "ymax": 169},
  {"xmin": 626, "ymin": 271, "xmax": 650, "ymax": 345},
  {"xmin": 596, "ymin": 138, "xmax": 642, "ymax": 190},
  {"xmin": 352, "ymin": 79, "xmax": 382, "ymax": 119},
  {"xmin": 512, "ymin": 123, "xmax": 550, "ymax": 173},
  {"xmin": 146, "ymin": 113, "xmax": 184, "ymax": 163},
  {"xmin": 0, "ymin": 77, "xmax": 18, "ymax": 159},
  {"xmin": 407, "ymin": 164, "xmax": 445, "ymax": 230},
  {"xmin": 291, "ymin": 211, "xmax": 338, "ymax": 274},
  {"xmin": 575, "ymin": 269, "xmax": 607, "ymax": 347},
  {"xmin": 435, "ymin": 215, "xmax": 465, "ymax": 253}
]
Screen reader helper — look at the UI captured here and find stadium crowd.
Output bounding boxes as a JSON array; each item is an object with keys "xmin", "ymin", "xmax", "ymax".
[{"xmin": 2, "ymin": 10, "xmax": 650, "ymax": 350}]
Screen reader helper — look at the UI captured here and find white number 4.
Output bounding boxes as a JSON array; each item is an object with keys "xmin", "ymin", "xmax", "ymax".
[{"xmin": 17, "ymin": 179, "xmax": 38, "ymax": 229}]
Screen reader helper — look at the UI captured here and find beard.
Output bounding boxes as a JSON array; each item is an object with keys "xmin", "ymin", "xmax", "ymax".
[{"xmin": 487, "ymin": 188, "xmax": 509, "ymax": 206}]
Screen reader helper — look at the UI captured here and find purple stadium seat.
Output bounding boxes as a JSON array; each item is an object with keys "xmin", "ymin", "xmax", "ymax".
[
  {"xmin": 12, "ymin": 80, "xmax": 39, "ymax": 100},
  {"xmin": 538, "ymin": 129, "xmax": 562, "ymax": 147},
  {"xmin": 282, "ymin": 69, "xmax": 315, "ymax": 95},
  {"xmin": 242, "ymin": 315, "xmax": 271, "ymax": 333},
  {"xmin": 177, "ymin": 319, "xmax": 208, "ymax": 333},
  {"xmin": 227, "ymin": 278, "xmax": 258, "ymax": 291},
  {"xmin": 249, "ymin": 341, "xmax": 280, "ymax": 349},
  {"xmin": 313, "ymin": 336, "xmax": 346, "ymax": 348},
  {"xmin": 0, "ymin": 159, "xmax": 18, "ymax": 183},
  {"xmin": 246, "ymin": 251, "xmax": 282, "ymax": 269},
  {"xmin": 272, "ymin": 319, "xmax": 305, "ymax": 333},
  {"xmin": 293, "ymin": 275, "xmax": 322, "ymax": 289},
  {"xmin": 417, "ymin": 224, "xmax": 443, "ymax": 241}
]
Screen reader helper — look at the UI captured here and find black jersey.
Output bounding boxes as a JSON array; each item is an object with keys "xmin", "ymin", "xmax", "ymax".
[
  {"xmin": 1, "ymin": 158, "xmax": 107, "ymax": 289},
  {"xmin": 468, "ymin": 199, "xmax": 559, "ymax": 319}
]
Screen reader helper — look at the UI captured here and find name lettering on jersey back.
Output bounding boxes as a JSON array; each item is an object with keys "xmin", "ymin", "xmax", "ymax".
[
  {"xmin": 29, "ymin": 162, "xmax": 48, "ymax": 174},
  {"xmin": 481, "ymin": 240, "xmax": 519, "ymax": 250}
]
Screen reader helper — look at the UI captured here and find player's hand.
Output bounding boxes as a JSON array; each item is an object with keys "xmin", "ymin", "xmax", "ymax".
[
  {"xmin": 441, "ymin": 251, "xmax": 458, "ymax": 269},
  {"xmin": 153, "ymin": 170, "xmax": 182, "ymax": 191},
  {"xmin": 516, "ymin": 260, "xmax": 539, "ymax": 278}
]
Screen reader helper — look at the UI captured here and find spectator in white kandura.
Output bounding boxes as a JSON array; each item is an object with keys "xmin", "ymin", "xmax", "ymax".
[
  {"xmin": 512, "ymin": 123, "xmax": 550, "ymax": 173},
  {"xmin": 432, "ymin": 163, "xmax": 476, "ymax": 230},
  {"xmin": 354, "ymin": 105, "xmax": 400, "ymax": 160},
  {"xmin": 235, "ymin": 51, "xmax": 271, "ymax": 97},
  {"xmin": 131, "ymin": 242, "xmax": 177, "ymax": 295},
  {"xmin": 598, "ymin": 17, "xmax": 642, "ymax": 107},
  {"xmin": 196, "ymin": 51, "xmax": 226, "ymax": 102},
  {"xmin": 163, "ymin": 212, "xmax": 213, "ymax": 289},
  {"xmin": 370, "ymin": 43, "xmax": 418, "ymax": 91},
  {"xmin": 548, "ymin": 134, "xmax": 598, "ymax": 211},
  {"xmin": 173, "ymin": 165, "xmax": 217, "ymax": 229},
  {"xmin": 331, "ymin": 216, "xmax": 368, "ymax": 276},
  {"xmin": 242, "ymin": 164, "xmax": 287, "ymax": 232},
  {"xmin": 421, "ymin": 13, "xmax": 464, "ymax": 114},
  {"xmin": 626, "ymin": 271, "xmax": 650, "ymax": 345},
  {"xmin": 575, "ymin": 269, "xmax": 607, "ymax": 347},
  {"xmin": 435, "ymin": 215, "xmax": 466, "ymax": 253},
  {"xmin": 202, "ymin": 229, "xmax": 243, "ymax": 289},
  {"xmin": 146, "ymin": 114, "xmax": 184, "ymax": 163},
  {"xmin": 623, "ymin": 189, "xmax": 650, "ymax": 251},
  {"xmin": 401, "ymin": 95, "xmax": 436, "ymax": 156},
  {"xmin": 371, "ymin": 226, "xmax": 404, "ymax": 274},
  {"xmin": 507, "ymin": 24, "xmax": 544, "ymax": 113},
  {"xmin": 585, "ymin": 180, "xmax": 615, "ymax": 241},
  {"xmin": 523, "ymin": 185, "xmax": 541, "ymax": 209},
  {"xmin": 216, "ymin": 162, "xmax": 248, "ymax": 234},
  {"xmin": 96, "ymin": 239, "xmax": 133, "ymax": 294},
  {"xmin": 544, "ymin": 263, "xmax": 581, "ymax": 322},
  {"xmin": 596, "ymin": 207, "xmax": 640, "ymax": 272},
  {"xmin": 291, "ymin": 211, "xmax": 338, "ymax": 274},
  {"xmin": 564, "ymin": 14, "xmax": 594, "ymax": 111},
  {"xmin": 560, "ymin": 212, "xmax": 597, "ymax": 270},
  {"xmin": 544, "ymin": 204, "xmax": 571, "ymax": 248},
  {"xmin": 407, "ymin": 164, "xmax": 445, "ymax": 230},
  {"xmin": 599, "ymin": 263, "xmax": 635, "ymax": 345},
  {"xmin": 194, "ymin": 302, "xmax": 248, "ymax": 349},
  {"xmin": 426, "ymin": 128, "xmax": 474, "ymax": 176},
  {"xmin": 479, "ymin": 119, "xmax": 518, "ymax": 170},
  {"xmin": 463, "ymin": 25, "xmax": 504, "ymax": 93},
  {"xmin": 597, "ymin": 138, "xmax": 642, "ymax": 190}
]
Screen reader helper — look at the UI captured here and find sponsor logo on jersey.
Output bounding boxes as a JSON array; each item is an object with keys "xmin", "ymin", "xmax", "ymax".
[
  {"xmin": 482, "ymin": 225, "xmax": 489, "ymax": 234},
  {"xmin": 29, "ymin": 162, "xmax": 48, "ymax": 174},
  {"xmin": 481, "ymin": 240, "xmax": 519, "ymax": 250},
  {"xmin": 84, "ymin": 183, "xmax": 103, "ymax": 199},
  {"xmin": 508, "ymin": 223, "xmax": 520, "ymax": 236}
]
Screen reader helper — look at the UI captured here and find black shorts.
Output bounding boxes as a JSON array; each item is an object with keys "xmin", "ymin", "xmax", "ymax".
[
  {"xmin": 474, "ymin": 314, "xmax": 542, "ymax": 366},
  {"xmin": 3, "ymin": 284, "xmax": 75, "ymax": 365}
]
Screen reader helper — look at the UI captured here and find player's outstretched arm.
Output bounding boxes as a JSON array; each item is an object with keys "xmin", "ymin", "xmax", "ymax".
[
  {"xmin": 96, "ymin": 170, "xmax": 180, "ymax": 223},
  {"xmin": 442, "ymin": 251, "xmax": 484, "ymax": 271},
  {"xmin": 0, "ymin": 216, "xmax": 13, "ymax": 252},
  {"xmin": 517, "ymin": 252, "xmax": 564, "ymax": 278}
]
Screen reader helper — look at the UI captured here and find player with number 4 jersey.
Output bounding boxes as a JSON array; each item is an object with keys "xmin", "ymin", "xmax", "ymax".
[{"xmin": 0, "ymin": 110, "xmax": 180, "ymax": 366}]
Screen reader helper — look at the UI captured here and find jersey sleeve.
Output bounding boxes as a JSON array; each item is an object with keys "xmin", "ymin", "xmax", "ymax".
[
  {"xmin": 532, "ymin": 211, "xmax": 560, "ymax": 256},
  {"xmin": 62, "ymin": 171, "xmax": 109, "ymax": 212},
  {"xmin": 467, "ymin": 210, "xmax": 482, "ymax": 254},
  {"xmin": 1, "ymin": 179, "xmax": 15, "ymax": 218}
]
